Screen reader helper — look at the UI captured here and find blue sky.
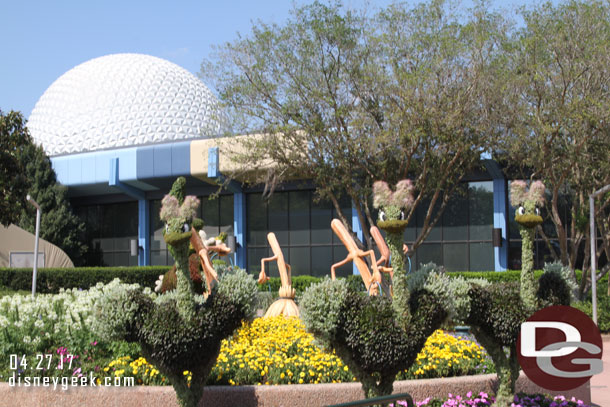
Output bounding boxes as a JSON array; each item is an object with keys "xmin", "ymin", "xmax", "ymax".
[{"xmin": 0, "ymin": 0, "xmax": 537, "ymax": 119}]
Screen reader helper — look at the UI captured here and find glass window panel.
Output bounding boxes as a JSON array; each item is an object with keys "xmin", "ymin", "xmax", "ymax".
[
  {"xmin": 201, "ymin": 196, "xmax": 219, "ymax": 238},
  {"xmin": 101, "ymin": 204, "xmax": 116, "ymax": 238},
  {"xmin": 507, "ymin": 181, "xmax": 523, "ymax": 240},
  {"xmin": 329, "ymin": 196, "xmax": 354, "ymax": 246},
  {"xmin": 534, "ymin": 239, "xmax": 558, "ymax": 269},
  {"xmin": 443, "ymin": 243, "xmax": 468, "ymax": 272},
  {"xmin": 311, "ymin": 198, "xmax": 332, "ymax": 244},
  {"xmin": 151, "ymin": 250, "xmax": 167, "ymax": 266},
  {"xmin": 312, "ymin": 246, "xmax": 332, "ymax": 277},
  {"xmin": 415, "ymin": 243, "xmax": 442, "ymax": 266},
  {"xmin": 289, "ymin": 247, "xmax": 310, "ymax": 276},
  {"xmin": 247, "ymin": 193, "xmax": 267, "ymax": 246},
  {"xmin": 443, "ymin": 188, "xmax": 468, "ymax": 241},
  {"xmin": 508, "ymin": 216, "xmax": 520, "ymax": 240},
  {"xmin": 417, "ymin": 200, "xmax": 441, "ymax": 241},
  {"xmin": 219, "ymin": 195, "xmax": 234, "ymax": 235},
  {"xmin": 102, "ymin": 252, "xmax": 115, "ymax": 267},
  {"xmin": 113, "ymin": 252, "xmax": 130, "ymax": 267},
  {"xmin": 114, "ymin": 202, "xmax": 138, "ymax": 237},
  {"xmin": 268, "ymin": 193, "xmax": 289, "ymax": 245},
  {"xmin": 289, "ymin": 191, "xmax": 310, "ymax": 245},
  {"xmin": 100, "ymin": 238, "xmax": 114, "ymax": 251},
  {"xmin": 470, "ymin": 242, "xmax": 494, "ymax": 271},
  {"xmin": 128, "ymin": 253, "xmax": 138, "ymax": 267},
  {"xmin": 248, "ymin": 248, "xmax": 269, "ymax": 274},
  {"xmin": 114, "ymin": 237, "xmax": 131, "ymax": 251},
  {"xmin": 508, "ymin": 241, "xmax": 522, "ymax": 270},
  {"xmin": 469, "ymin": 181, "xmax": 493, "ymax": 241},
  {"xmin": 403, "ymin": 224, "xmax": 416, "ymax": 242},
  {"xmin": 333, "ymin": 245, "xmax": 353, "ymax": 278}
]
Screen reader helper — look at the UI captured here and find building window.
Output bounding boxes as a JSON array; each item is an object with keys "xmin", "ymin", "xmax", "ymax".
[
  {"xmin": 150, "ymin": 194, "xmax": 234, "ymax": 266},
  {"xmin": 76, "ymin": 202, "xmax": 138, "ymax": 267},
  {"xmin": 404, "ymin": 181, "xmax": 495, "ymax": 271},
  {"xmin": 246, "ymin": 191, "xmax": 353, "ymax": 278}
]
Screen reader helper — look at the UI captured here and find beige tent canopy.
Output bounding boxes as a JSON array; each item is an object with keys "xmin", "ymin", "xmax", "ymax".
[{"xmin": 0, "ymin": 224, "xmax": 74, "ymax": 268}]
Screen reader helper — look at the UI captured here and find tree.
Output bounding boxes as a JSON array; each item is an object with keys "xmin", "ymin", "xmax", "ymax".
[
  {"xmin": 498, "ymin": 0, "xmax": 610, "ymax": 298},
  {"xmin": 0, "ymin": 110, "xmax": 30, "ymax": 226},
  {"xmin": 201, "ymin": 0, "xmax": 504, "ymax": 252},
  {"xmin": 16, "ymin": 141, "xmax": 88, "ymax": 266}
]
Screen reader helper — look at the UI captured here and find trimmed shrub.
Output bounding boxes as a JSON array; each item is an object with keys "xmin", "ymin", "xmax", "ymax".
[
  {"xmin": 300, "ymin": 278, "xmax": 446, "ymax": 399},
  {"xmin": 300, "ymin": 277, "xmax": 349, "ymax": 347},
  {"xmin": 0, "ymin": 266, "xmax": 168, "ymax": 293},
  {"xmin": 537, "ymin": 270, "xmax": 571, "ymax": 307},
  {"xmin": 467, "ymin": 282, "xmax": 528, "ymax": 347},
  {"xmin": 542, "ymin": 261, "xmax": 578, "ymax": 301}
]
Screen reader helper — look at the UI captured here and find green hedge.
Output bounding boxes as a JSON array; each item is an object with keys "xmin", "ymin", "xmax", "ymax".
[
  {"xmin": 0, "ymin": 267, "xmax": 170, "ymax": 294},
  {"xmin": 2, "ymin": 267, "xmax": 607, "ymax": 332}
]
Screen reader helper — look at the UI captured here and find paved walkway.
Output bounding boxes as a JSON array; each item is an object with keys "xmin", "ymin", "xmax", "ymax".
[{"xmin": 591, "ymin": 334, "xmax": 610, "ymax": 407}]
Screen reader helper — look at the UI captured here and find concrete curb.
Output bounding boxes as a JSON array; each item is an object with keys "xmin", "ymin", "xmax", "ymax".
[{"xmin": 0, "ymin": 371, "xmax": 591, "ymax": 407}]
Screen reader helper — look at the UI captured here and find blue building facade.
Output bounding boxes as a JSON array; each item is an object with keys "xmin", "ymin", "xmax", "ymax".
[{"xmin": 54, "ymin": 140, "xmax": 511, "ymax": 275}]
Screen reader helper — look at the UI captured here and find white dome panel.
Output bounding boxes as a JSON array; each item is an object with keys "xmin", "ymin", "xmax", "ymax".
[{"xmin": 28, "ymin": 53, "xmax": 224, "ymax": 156}]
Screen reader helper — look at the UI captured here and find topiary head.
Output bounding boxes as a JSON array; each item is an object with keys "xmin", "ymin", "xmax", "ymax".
[
  {"xmin": 510, "ymin": 180, "xmax": 545, "ymax": 229},
  {"xmin": 373, "ymin": 179, "xmax": 414, "ymax": 233},
  {"xmin": 160, "ymin": 177, "xmax": 200, "ymax": 247}
]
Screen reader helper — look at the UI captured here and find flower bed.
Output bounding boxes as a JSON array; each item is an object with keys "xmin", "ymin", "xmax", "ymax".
[{"xmin": 99, "ymin": 317, "xmax": 493, "ymax": 386}]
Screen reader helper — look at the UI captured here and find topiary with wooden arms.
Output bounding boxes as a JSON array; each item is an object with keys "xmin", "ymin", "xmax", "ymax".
[{"xmin": 94, "ymin": 177, "xmax": 257, "ymax": 407}]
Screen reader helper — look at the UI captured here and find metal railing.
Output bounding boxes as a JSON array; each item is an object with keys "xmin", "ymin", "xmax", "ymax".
[{"xmin": 326, "ymin": 392, "xmax": 414, "ymax": 407}]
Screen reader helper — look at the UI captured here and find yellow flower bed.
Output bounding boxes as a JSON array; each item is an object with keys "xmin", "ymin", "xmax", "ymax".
[
  {"xmin": 398, "ymin": 329, "xmax": 492, "ymax": 380},
  {"xmin": 211, "ymin": 316, "xmax": 353, "ymax": 385},
  {"xmin": 101, "ymin": 317, "xmax": 492, "ymax": 386},
  {"xmin": 101, "ymin": 355, "xmax": 166, "ymax": 385}
]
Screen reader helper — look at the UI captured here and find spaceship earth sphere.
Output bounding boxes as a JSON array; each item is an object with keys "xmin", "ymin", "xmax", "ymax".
[{"xmin": 28, "ymin": 53, "xmax": 224, "ymax": 156}]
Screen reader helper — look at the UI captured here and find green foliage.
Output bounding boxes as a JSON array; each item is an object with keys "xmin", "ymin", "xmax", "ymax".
[
  {"xmin": 94, "ymin": 267, "xmax": 257, "ymax": 407},
  {"xmin": 0, "ymin": 281, "xmax": 141, "ymax": 383},
  {"xmin": 0, "ymin": 266, "xmax": 168, "ymax": 293},
  {"xmin": 215, "ymin": 267, "xmax": 258, "ymax": 320},
  {"xmin": 202, "ymin": 0, "xmax": 499, "ymax": 254},
  {"xmin": 16, "ymin": 140, "xmax": 88, "ymax": 265},
  {"xmin": 408, "ymin": 262, "xmax": 444, "ymax": 292},
  {"xmin": 377, "ymin": 219, "xmax": 410, "ymax": 235},
  {"xmin": 502, "ymin": 0, "xmax": 610, "ymax": 281},
  {"xmin": 258, "ymin": 275, "xmax": 323, "ymax": 294},
  {"xmin": 92, "ymin": 279, "xmax": 153, "ymax": 342},
  {"xmin": 543, "ymin": 261, "xmax": 578, "ymax": 300},
  {"xmin": 338, "ymin": 293, "xmax": 414, "ymax": 374},
  {"xmin": 407, "ymin": 263, "xmax": 479, "ymax": 324},
  {"xmin": 537, "ymin": 271, "xmax": 571, "ymax": 307},
  {"xmin": 301, "ymin": 276, "xmax": 446, "ymax": 398},
  {"xmin": 169, "ymin": 176, "xmax": 186, "ymax": 204},
  {"xmin": 467, "ymin": 283, "xmax": 528, "ymax": 347},
  {"xmin": 572, "ymin": 274, "xmax": 610, "ymax": 332},
  {"xmin": 300, "ymin": 277, "xmax": 349, "ymax": 348},
  {"xmin": 94, "ymin": 177, "xmax": 257, "ymax": 407},
  {"xmin": 519, "ymin": 227, "xmax": 538, "ymax": 311},
  {"xmin": 407, "ymin": 289, "xmax": 449, "ymax": 346},
  {"xmin": 191, "ymin": 218, "xmax": 204, "ymax": 231},
  {"xmin": 452, "ymin": 269, "xmax": 544, "ymax": 283},
  {"xmin": 0, "ymin": 110, "xmax": 31, "ymax": 226}
]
